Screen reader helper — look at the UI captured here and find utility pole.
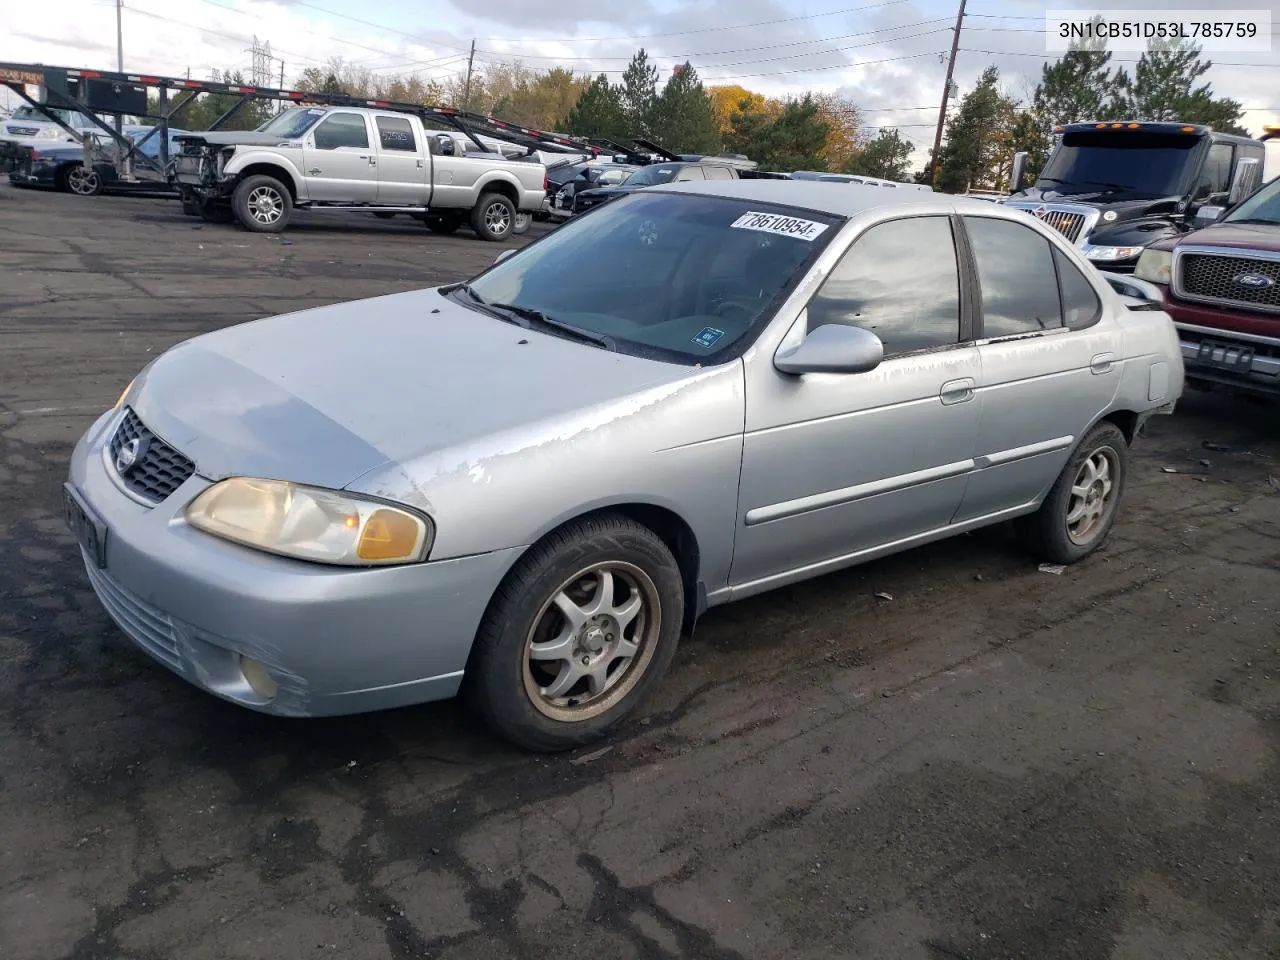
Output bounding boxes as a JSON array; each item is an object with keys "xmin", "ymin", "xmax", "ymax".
[
  {"xmin": 463, "ymin": 39, "xmax": 476, "ymax": 111},
  {"xmin": 115, "ymin": 0, "xmax": 125, "ymax": 171},
  {"xmin": 927, "ymin": 0, "xmax": 965, "ymax": 187},
  {"xmin": 278, "ymin": 60, "xmax": 285, "ymax": 113}
]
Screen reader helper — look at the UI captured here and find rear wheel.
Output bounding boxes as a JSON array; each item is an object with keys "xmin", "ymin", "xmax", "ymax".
[
  {"xmin": 1018, "ymin": 421, "xmax": 1129, "ymax": 565},
  {"xmin": 64, "ymin": 164, "xmax": 102, "ymax": 196},
  {"xmin": 513, "ymin": 211, "xmax": 531, "ymax": 235},
  {"xmin": 470, "ymin": 192, "xmax": 516, "ymax": 242},
  {"xmin": 232, "ymin": 174, "xmax": 292, "ymax": 232},
  {"xmin": 466, "ymin": 514, "xmax": 684, "ymax": 751}
]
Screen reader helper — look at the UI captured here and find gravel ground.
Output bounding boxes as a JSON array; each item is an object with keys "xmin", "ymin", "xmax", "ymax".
[{"xmin": 1, "ymin": 183, "xmax": 1278, "ymax": 960}]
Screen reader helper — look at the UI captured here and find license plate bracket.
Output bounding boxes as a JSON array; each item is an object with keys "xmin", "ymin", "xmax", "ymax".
[
  {"xmin": 63, "ymin": 482, "xmax": 108, "ymax": 568},
  {"xmin": 1196, "ymin": 338, "xmax": 1255, "ymax": 372}
]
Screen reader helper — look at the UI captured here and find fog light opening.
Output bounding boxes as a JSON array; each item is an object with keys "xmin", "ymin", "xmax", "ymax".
[{"xmin": 239, "ymin": 656, "xmax": 278, "ymax": 699}]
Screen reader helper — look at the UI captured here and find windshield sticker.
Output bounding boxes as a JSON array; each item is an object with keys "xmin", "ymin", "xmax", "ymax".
[
  {"xmin": 731, "ymin": 211, "xmax": 830, "ymax": 241},
  {"xmin": 693, "ymin": 326, "xmax": 725, "ymax": 348}
]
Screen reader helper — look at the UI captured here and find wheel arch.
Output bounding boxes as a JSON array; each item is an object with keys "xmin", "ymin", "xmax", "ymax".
[
  {"xmin": 475, "ymin": 176, "xmax": 520, "ymax": 208},
  {"xmin": 1097, "ymin": 408, "xmax": 1142, "ymax": 445},
  {"xmin": 494, "ymin": 501, "xmax": 705, "ymax": 637},
  {"xmin": 234, "ymin": 162, "xmax": 300, "ymax": 201}
]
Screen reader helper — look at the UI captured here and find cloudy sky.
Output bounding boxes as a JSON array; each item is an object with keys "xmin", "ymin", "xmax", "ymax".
[{"xmin": 4, "ymin": 0, "xmax": 1278, "ymax": 162}]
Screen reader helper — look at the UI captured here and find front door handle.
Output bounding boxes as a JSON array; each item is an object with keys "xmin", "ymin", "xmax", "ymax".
[
  {"xmin": 307, "ymin": 167, "xmax": 321, "ymax": 175},
  {"xmin": 940, "ymin": 377, "xmax": 976, "ymax": 405},
  {"xmin": 1090, "ymin": 352, "xmax": 1116, "ymax": 374},
  {"xmin": 416, "ymin": 158, "xmax": 424, "ymax": 168}
]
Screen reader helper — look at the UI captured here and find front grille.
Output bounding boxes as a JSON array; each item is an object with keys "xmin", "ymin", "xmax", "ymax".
[
  {"xmin": 109, "ymin": 408, "xmax": 196, "ymax": 503},
  {"xmin": 7, "ymin": 126, "xmax": 39, "ymax": 136},
  {"xmin": 1178, "ymin": 253, "xmax": 1280, "ymax": 312},
  {"xmin": 83, "ymin": 560, "xmax": 182, "ymax": 671},
  {"xmin": 1038, "ymin": 210, "xmax": 1088, "ymax": 242}
]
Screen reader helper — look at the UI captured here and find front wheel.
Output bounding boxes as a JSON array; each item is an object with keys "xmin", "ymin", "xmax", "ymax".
[
  {"xmin": 466, "ymin": 514, "xmax": 684, "ymax": 751},
  {"xmin": 1018, "ymin": 421, "xmax": 1129, "ymax": 565},
  {"xmin": 232, "ymin": 174, "xmax": 292, "ymax": 232},
  {"xmin": 63, "ymin": 164, "xmax": 102, "ymax": 196},
  {"xmin": 470, "ymin": 192, "xmax": 516, "ymax": 242}
]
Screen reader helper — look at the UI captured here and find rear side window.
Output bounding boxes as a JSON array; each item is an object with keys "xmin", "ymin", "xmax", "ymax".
[
  {"xmin": 808, "ymin": 215, "xmax": 962, "ymax": 356},
  {"xmin": 964, "ymin": 216, "xmax": 1064, "ymax": 338},
  {"xmin": 375, "ymin": 116, "xmax": 416, "ymax": 152},
  {"xmin": 313, "ymin": 113, "xmax": 369, "ymax": 150},
  {"xmin": 676, "ymin": 166, "xmax": 706, "ymax": 181},
  {"xmin": 1053, "ymin": 248, "xmax": 1102, "ymax": 329},
  {"xmin": 704, "ymin": 165, "xmax": 733, "ymax": 181}
]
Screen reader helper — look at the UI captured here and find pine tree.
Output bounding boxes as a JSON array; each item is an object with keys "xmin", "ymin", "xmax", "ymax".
[
  {"xmin": 730, "ymin": 94, "xmax": 829, "ymax": 171},
  {"xmin": 564, "ymin": 74, "xmax": 629, "ymax": 140},
  {"xmin": 935, "ymin": 66, "xmax": 1018, "ymax": 193},
  {"xmin": 649, "ymin": 63, "xmax": 720, "ymax": 154},
  {"xmin": 619, "ymin": 49, "xmax": 660, "ymax": 137},
  {"xmin": 1110, "ymin": 40, "xmax": 1247, "ymax": 134},
  {"xmin": 843, "ymin": 128, "xmax": 913, "ymax": 180}
]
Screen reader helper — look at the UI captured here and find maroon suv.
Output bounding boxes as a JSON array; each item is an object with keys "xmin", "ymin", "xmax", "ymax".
[{"xmin": 1133, "ymin": 174, "xmax": 1280, "ymax": 397}]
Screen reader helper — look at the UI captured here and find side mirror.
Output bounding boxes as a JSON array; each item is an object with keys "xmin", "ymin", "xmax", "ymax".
[
  {"xmin": 494, "ymin": 249, "xmax": 516, "ymax": 265},
  {"xmin": 1227, "ymin": 156, "xmax": 1261, "ymax": 205},
  {"xmin": 1010, "ymin": 151, "xmax": 1028, "ymax": 194},
  {"xmin": 774, "ymin": 322, "xmax": 884, "ymax": 376},
  {"xmin": 1194, "ymin": 204, "xmax": 1225, "ymax": 227}
]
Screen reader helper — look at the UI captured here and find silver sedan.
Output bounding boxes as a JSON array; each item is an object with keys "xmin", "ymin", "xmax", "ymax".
[{"xmin": 65, "ymin": 181, "xmax": 1185, "ymax": 751}]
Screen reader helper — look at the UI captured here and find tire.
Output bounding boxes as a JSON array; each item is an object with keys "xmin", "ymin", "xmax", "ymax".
[
  {"xmin": 513, "ymin": 211, "xmax": 531, "ymax": 235},
  {"xmin": 64, "ymin": 164, "xmax": 102, "ymax": 196},
  {"xmin": 426, "ymin": 214, "xmax": 462, "ymax": 235},
  {"xmin": 470, "ymin": 192, "xmax": 516, "ymax": 242},
  {"xmin": 466, "ymin": 514, "xmax": 685, "ymax": 752},
  {"xmin": 1018, "ymin": 421, "xmax": 1129, "ymax": 565},
  {"xmin": 231, "ymin": 174, "xmax": 292, "ymax": 233}
]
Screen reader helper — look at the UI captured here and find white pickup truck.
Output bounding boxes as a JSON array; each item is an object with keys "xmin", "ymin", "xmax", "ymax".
[{"xmin": 171, "ymin": 105, "xmax": 548, "ymax": 241}]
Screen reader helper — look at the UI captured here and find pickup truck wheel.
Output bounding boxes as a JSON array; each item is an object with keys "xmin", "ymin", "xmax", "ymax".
[
  {"xmin": 1018, "ymin": 421, "xmax": 1129, "ymax": 565},
  {"xmin": 232, "ymin": 174, "xmax": 292, "ymax": 232},
  {"xmin": 465, "ymin": 513, "xmax": 683, "ymax": 752},
  {"xmin": 513, "ymin": 211, "xmax": 531, "ymax": 235},
  {"xmin": 471, "ymin": 193, "xmax": 516, "ymax": 242}
]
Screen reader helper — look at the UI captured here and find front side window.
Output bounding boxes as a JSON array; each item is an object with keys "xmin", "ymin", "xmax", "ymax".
[
  {"xmin": 462, "ymin": 192, "xmax": 841, "ymax": 364},
  {"xmin": 375, "ymin": 116, "xmax": 416, "ymax": 152},
  {"xmin": 1193, "ymin": 142, "xmax": 1233, "ymax": 200},
  {"xmin": 807, "ymin": 216, "xmax": 962, "ymax": 356},
  {"xmin": 964, "ymin": 216, "xmax": 1064, "ymax": 338},
  {"xmin": 312, "ymin": 113, "xmax": 370, "ymax": 150}
]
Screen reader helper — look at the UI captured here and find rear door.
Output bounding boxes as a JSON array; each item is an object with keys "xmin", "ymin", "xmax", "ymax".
[
  {"xmin": 373, "ymin": 115, "xmax": 427, "ymax": 205},
  {"xmin": 952, "ymin": 214, "xmax": 1122, "ymax": 523},
  {"xmin": 302, "ymin": 112, "xmax": 378, "ymax": 202}
]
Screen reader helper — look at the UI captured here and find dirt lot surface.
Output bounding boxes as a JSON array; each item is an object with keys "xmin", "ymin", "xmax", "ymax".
[{"xmin": 2, "ymin": 183, "xmax": 1279, "ymax": 960}]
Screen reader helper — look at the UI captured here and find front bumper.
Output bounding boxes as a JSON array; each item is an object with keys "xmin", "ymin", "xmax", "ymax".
[{"xmin": 67, "ymin": 407, "xmax": 522, "ymax": 717}]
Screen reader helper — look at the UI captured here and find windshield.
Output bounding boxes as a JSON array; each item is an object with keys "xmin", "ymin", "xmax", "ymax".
[
  {"xmin": 256, "ymin": 107, "xmax": 325, "ymax": 139},
  {"xmin": 1224, "ymin": 176, "xmax": 1280, "ymax": 224},
  {"xmin": 12, "ymin": 105, "xmax": 71, "ymax": 123},
  {"xmin": 462, "ymin": 191, "xmax": 841, "ymax": 363},
  {"xmin": 623, "ymin": 164, "xmax": 683, "ymax": 187},
  {"xmin": 1035, "ymin": 131, "xmax": 1202, "ymax": 199}
]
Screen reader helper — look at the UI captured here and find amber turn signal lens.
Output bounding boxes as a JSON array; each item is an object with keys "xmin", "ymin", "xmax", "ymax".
[{"xmin": 357, "ymin": 508, "xmax": 424, "ymax": 561}]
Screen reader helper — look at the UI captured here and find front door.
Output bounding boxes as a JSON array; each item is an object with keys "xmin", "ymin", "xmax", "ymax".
[
  {"xmin": 952, "ymin": 214, "xmax": 1123, "ymax": 523},
  {"xmin": 731, "ymin": 214, "xmax": 983, "ymax": 590},
  {"xmin": 302, "ymin": 112, "xmax": 378, "ymax": 203},
  {"xmin": 372, "ymin": 114, "xmax": 428, "ymax": 206}
]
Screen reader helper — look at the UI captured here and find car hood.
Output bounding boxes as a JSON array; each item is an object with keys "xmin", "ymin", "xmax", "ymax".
[
  {"xmin": 174, "ymin": 131, "xmax": 294, "ymax": 148},
  {"xmin": 128, "ymin": 288, "xmax": 695, "ymax": 492},
  {"xmin": 1175, "ymin": 220, "xmax": 1280, "ymax": 252}
]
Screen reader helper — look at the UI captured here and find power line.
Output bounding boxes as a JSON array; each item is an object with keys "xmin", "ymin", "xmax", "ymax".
[
  {"xmin": 474, "ymin": 0, "xmax": 913, "ymax": 43},
  {"xmin": 475, "ymin": 18, "xmax": 954, "ymax": 61},
  {"xmin": 265, "ymin": 0, "xmax": 473, "ymax": 55},
  {"xmin": 959, "ymin": 47, "xmax": 1280, "ymax": 66}
]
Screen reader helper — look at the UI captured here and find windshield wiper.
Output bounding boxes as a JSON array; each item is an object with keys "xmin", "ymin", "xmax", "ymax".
[
  {"xmin": 1084, "ymin": 180, "xmax": 1139, "ymax": 192},
  {"xmin": 488, "ymin": 302, "xmax": 616, "ymax": 351},
  {"xmin": 1222, "ymin": 217, "xmax": 1279, "ymax": 226},
  {"xmin": 1036, "ymin": 176, "xmax": 1069, "ymax": 185},
  {"xmin": 448, "ymin": 282, "xmax": 533, "ymax": 329}
]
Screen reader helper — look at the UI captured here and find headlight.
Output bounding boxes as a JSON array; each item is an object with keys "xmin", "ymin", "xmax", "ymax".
[
  {"xmin": 113, "ymin": 377, "xmax": 136, "ymax": 409},
  {"xmin": 186, "ymin": 478, "xmax": 434, "ymax": 566},
  {"xmin": 1133, "ymin": 247, "xmax": 1173, "ymax": 285},
  {"xmin": 1082, "ymin": 244, "xmax": 1146, "ymax": 262},
  {"xmin": 38, "ymin": 128, "xmax": 64, "ymax": 139}
]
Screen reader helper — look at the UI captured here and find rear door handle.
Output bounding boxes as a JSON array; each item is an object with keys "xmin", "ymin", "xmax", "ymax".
[
  {"xmin": 940, "ymin": 377, "xmax": 975, "ymax": 405},
  {"xmin": 1090, "ymin": 352, "xmax": 1116, "ymax": 374}
]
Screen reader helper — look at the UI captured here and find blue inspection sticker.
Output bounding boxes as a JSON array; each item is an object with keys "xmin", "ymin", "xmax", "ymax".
[{"xmin": 693, "ymin": 326, "xmax": 725, "ymax": 348}]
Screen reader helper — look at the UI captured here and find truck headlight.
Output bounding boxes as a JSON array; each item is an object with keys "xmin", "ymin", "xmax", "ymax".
[
  {"xmin": 186, "ymin": 478, "xmax": 434, "ymax": 566},
  {"xmin": 37, "ymin": 128, "xmax": 64, "ymax": 140},
  {"xmin": 1082, "ymin": 244, "xmax": 1146, "ymax": 262},
  {"xmin": 1133, "ymin": 248, "xmax": 1173, "ymax": 285}
]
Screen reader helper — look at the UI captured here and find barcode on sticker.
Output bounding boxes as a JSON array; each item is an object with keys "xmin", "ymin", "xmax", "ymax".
[{"xmin": 730, "ymin": 211, "xmax": 829, "ymax": 241}]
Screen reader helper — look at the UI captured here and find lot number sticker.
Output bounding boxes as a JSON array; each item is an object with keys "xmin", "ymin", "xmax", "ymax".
[{"xmin": 730, "ymin": 211, "xmax": 830, "ymax": 241}]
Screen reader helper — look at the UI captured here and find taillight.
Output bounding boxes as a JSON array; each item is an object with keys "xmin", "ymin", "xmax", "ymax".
[{"xmin": 543, "ymin": 175, "xmax": 549, "ymax": 191}]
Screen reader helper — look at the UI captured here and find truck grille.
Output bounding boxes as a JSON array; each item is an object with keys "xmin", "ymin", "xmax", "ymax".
[
  {"xmin": 109, "ymin": 408, "xmax": 196, "ymax": 503},
  {"xmin": 1037, "ymin": 210, "xmax": 1088, "ymax": 242},
  {"xmin": 1004, "ymin": 202, "xmax": 1098, "ymax": 245},
  {"xmin": 1177, "ymin": 252, "xmax": 1280, "ymax": 312},
  {"xmin": 7, "ymin": 125, "xmax": 40, "ymax": 136}
]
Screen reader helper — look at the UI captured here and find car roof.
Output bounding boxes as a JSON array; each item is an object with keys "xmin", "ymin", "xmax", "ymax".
[{"xmin": 652, "ymin": 178, "xmax": 993, "ymax": 218}]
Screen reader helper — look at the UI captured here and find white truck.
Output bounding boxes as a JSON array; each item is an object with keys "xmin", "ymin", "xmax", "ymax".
[{"xmin": 171, "ymin": 105, "xmax": 549, "ymax": 241}]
